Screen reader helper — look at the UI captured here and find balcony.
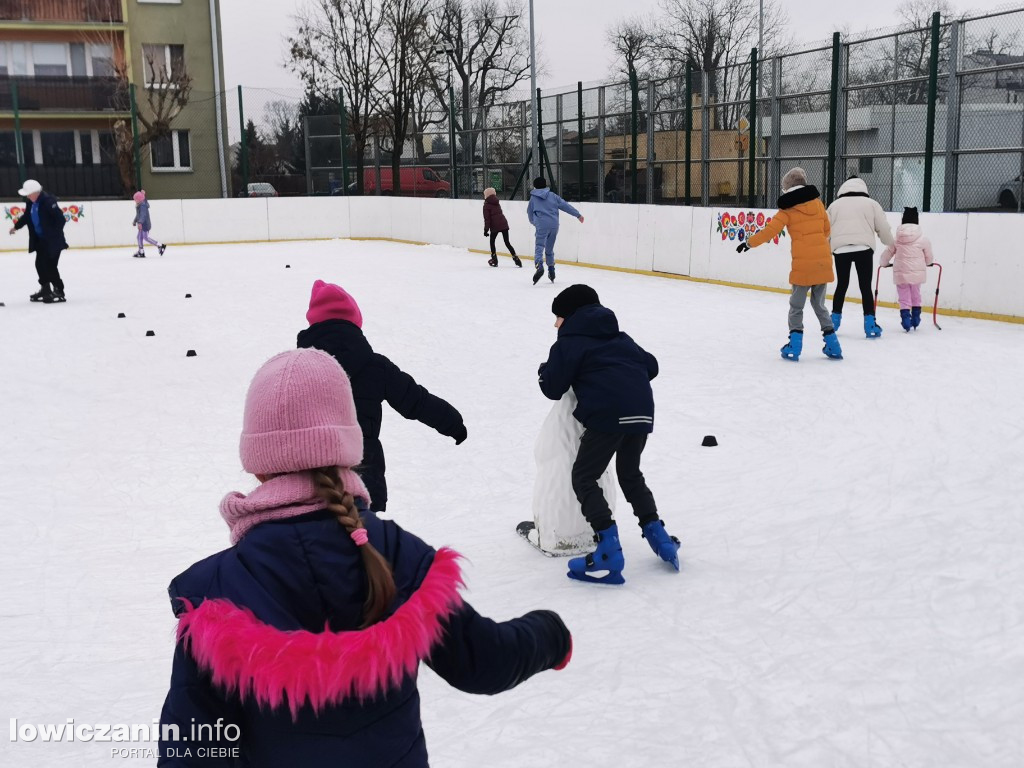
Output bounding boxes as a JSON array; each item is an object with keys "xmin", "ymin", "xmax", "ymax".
[
  {"xmin": 0, "ymin": 164, "xmax": 124, "ymax": 199},
  {"xmin": 0, "ymin": 76, "xmax": 126, "ymax": 114},
  {"xmin": 0, "ymin": 0, "xmax": 123, "ymax": 24}
]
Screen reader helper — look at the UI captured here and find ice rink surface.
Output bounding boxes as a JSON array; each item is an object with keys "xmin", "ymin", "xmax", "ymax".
[{"xmin": 1, "ymin": 239, "xmax": 1022, "ymax": 767}]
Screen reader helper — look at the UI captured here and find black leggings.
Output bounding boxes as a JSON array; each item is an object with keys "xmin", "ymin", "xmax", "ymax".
[
  {"xmin": 571, "ymin": 429, "xmax": 658, "ymax": 533},
  {"xmin": 833, "ymin": 249, "xmax": 874, "ymax": 315},
  {"xmin": 488, "ymin": 229, "xmax": 516, "ymax": 257}
]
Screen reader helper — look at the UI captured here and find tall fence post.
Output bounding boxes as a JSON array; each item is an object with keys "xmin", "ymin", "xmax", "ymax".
[
  {"xmin": 373, "ymin": 134, "xmax": 382, "ymax": 196},
  {"xmin": 597, "ymin": 86, "xmax": 606, "ymax": 201},
  {"xmin": 577, "ymin": 82, "xmax": 584, "ymax": 201},
  {"xmin": 748, "ymin": 47, "xmax": 758, "ymax": 208},
  {"xmin": 944, "ymin": 21, "xmax": 961, "ymax": 212},
  {"xmin": 449, "ymin": 85, "xmax": 458, "ymax": 199},
  {"xmin": 826, "ymin": 32, "xmax": 841, "ymax": 203},
  {"xmin": 129, "ymin": 83, "xmax": 142, "ymax": 191},
  {"xmin": 11, "ymin": 81, "xmax": 25, "ymax": 183},
  {"xmin": 701, "ymin": 70, "xmax": 711, "ymax": 207},
  {"xmin": 684, "ymin": 62, "xmax": 693, "ymax": 206},
  {"xmin": 647, "ymin": 80, "xmax": 656, "ymax": 204},
  {"xmin": 338, "ymin": 89, "xmax": 349, "ymax": 196},
  {"xmin": 629, "ymin": 69, "xmax": 639, "ymax": 203},
  {"xmin": 922, "ymin": 11, "xmax": 942, "ymax": 212},
  {"xmin": 237, "ymin": 85, "xmax": 249, "ymax": 195},
  {"xmin": 770, "ymin": 55, "xmax": 782, "ymax": 197}
]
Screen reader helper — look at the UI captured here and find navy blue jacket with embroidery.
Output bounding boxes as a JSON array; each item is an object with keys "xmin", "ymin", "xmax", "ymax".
[
  {"xmin": 158, "ymin": 507, "xmax": 570, "ymax": 767},
  {"xmin": 537, "ymin": 304, "xmax": 658, "ymax": 434},
  {"xmin": 12, "ymin": 192, "xmax": 68, "ymax": 253}
]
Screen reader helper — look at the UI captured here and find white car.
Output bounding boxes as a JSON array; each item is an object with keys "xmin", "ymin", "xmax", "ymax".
[
  {"xmin": 998, "ymin": 176, "xmax": 1021, "ymax": 209},
  {"xmin": 246, "ymin": 182, "xmax": 278, "ymax": 198}
]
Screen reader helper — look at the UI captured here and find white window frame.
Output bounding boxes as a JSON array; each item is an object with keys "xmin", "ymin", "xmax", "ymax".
[
  {"xmin": 0, "ymin": 41, "xmax": 110, "ymax": 77},
  {"xmin": 137, "ymin": 0, "xmax": 183, "ymax": 4},
  {"xmin": 150, "ymin": 129, "xmax": 192, "ymax": 173},
  {"xmin": 142, "ymin": 43, "xmax": 185, "ymax": 87}
]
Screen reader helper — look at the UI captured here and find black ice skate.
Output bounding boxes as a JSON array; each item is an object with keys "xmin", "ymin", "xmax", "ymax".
[
  {"xmin": 43, "ymin": 290, "xmax": 66, "ymax": 303},
  {"xmin": 158, "ymin": 244, "xmax": 167, "ymax": 256},
  {"xmin": 512, "ymin": 255, "xmax": 522, "ymax": 267},
  {"xmin": 30, "ymin": 288, "xmax": 51, "ymax": 302},
  {"xmin": 488, "ymin": 255, "xmax": 498, "ymax": 267},
  {"xmin": 533, "ymin": 265, "xmax": 544, "ymax": 285},
  {"xmin": 133, "ymin": 250, "xmax": 146, "ymax": 258}
]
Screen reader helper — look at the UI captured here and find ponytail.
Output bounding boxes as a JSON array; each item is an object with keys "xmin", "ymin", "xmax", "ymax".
[{"xmin": 312, "ymin": 466, "xmax": 396, "ymax": 628}]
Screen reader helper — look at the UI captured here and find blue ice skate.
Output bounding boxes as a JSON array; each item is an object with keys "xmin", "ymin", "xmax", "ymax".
[
  {"xmin": 830, "ymin": 312, "xmax": 842, "ymax": 332},
  {"xmin": 822, "ymin": 330, "xmax": 843, "ymax": 359},
  {"xmin": 567, "ymin": 524, "xmax": 625, "ymax": 585},
  {"xmin": 864, "ymin": 315, "xmax": 882, "ymax": 338},
  {"xmin": 900, "ymin": 309, "xmax": 913, "ymax": 332},
  {"xmin": 911, "ymin": 306, "xmax": 922, "ymax": 329},
  {"xmin": 641, "ymin": 519, "xmax": 680, "ymax": 571},
  {"xmin": 780, "ymin": 330, "xmax": 803, "ymax": 361}
]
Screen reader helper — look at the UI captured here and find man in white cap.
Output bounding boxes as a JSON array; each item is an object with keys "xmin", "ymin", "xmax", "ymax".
[{"xmin": 8, "ymin": 179, "xmax": 69, "ymax": 303}]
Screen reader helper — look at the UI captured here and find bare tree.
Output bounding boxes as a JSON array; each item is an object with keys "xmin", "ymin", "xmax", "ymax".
[
  {"xmin": 287, "ymin": 0, "xmax": 387, "ymax": 193},
  {"xmin": 430, "ymin": 0, "xmax": 531, "ymax": 179},
  {"xmin": 372, "ymin": 0, "xmax": 440, "ymax": 195},
  {"xmin": 606, "ymin": 15, "xmax": 659, "ymax": 81},
  {"xmin": 109, "ymin": 47, "xmax": 193, "ymax": 193},
  {"xmin": 893, "ymin": 0, "xmax": 960, "ymax": 102},
  {"xmin": 656, "ymin": 0, "xmax": 789, "ymax": 129}
]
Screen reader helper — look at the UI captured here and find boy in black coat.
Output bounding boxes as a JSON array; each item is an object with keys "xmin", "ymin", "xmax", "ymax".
[
  {"xmin": 297, "ymin": 280, "xmax": 467, "ymax": 512},
  {"xmin": 538, "ymin": 284, "xmax": 679, "ymax": 583},
  {"xmin": 8, "ymin": 179, "xmax": 69, "ymax": 303}
]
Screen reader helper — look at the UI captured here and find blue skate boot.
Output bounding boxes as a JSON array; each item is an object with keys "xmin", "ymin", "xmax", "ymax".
[
  {"xmin": 822, "ymin": 330, "xmax": 843, "ymax": 359},
  {"xmin": 911, "ymin": 306, "xmax": 922, "ymax": 329},
  {"xmin": 864, "ymin": 315, "xmax": 882, "ymax": 338},
  {"xmin": 900, "ymin": 309, "xmax": 913, "ymax": 331},
  {"xmin": 641, "ymin": 519, "xmax": 680, "ymax": 571},
  {"xmin": 780, "ymin": 330, "xmax": 803, "ymax": 361},
  {"xmin": 830, "ymin": 312, "xmax": 842, "ymax": 332},
  {"xmin": 567, "ymin": 524, "xmax": 625, "ymax": 585}
]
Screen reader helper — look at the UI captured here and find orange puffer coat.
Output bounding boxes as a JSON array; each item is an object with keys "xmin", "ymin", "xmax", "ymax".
[{"xmin": 748, "ymin": 185, "xmax": 835, "ymax": 286}]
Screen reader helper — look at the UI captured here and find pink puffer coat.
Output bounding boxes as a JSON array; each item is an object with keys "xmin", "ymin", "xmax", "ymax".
[{"xmin": 880, "ymin": 224, "xmax": 934, "ymax": 285}]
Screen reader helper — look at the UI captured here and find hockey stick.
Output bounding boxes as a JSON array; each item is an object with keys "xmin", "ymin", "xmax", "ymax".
[{"xmin": 931, "ymin": 262, "xmax": 943, "ymax": 330}]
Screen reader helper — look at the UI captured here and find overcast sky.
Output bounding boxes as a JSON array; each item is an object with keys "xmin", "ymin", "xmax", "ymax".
[{"xmin": 220, "ymin": 0, "xmax": 1017, "ymax": 98}]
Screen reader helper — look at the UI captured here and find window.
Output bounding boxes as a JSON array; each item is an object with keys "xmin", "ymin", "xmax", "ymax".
[
  {"xmin": 32, "ymin": 43, "xmax": 68, "ymax": 76},
  {"xmin": 79, "ymin": 131, "xmax": 94, "ymax": 165},
  {"xmin": 0, "ymin": 43, "xmax": 7, "ymax": 76},
  {"xmin": 143, "ymin": 43, "xmax": 185, "ymax": 85},
  {"xmin": 40, "ymin": 131, "xmax": 77, "ymax": 165},
  {"xmin": 99, "ymin": 132, "xmax": 117, "ymax": 165},
  {"xmin": 151, "ymin": 130, "xmax": 191, "ymax": 171},
  {"xmin": 70, "ymin": 43, "xmax": 87, "ymax": 77},
  {"xmin": 859, "ymin": 157, "xmax": 874, "ymax": 174},
  {"xmin": 11, "ymin": 43, "xmax": 27, "ymax": 75},
  {"xmin": 0, "ymin": 133, "xmax": 16, "ymax": 167},
  {"xmin": 90, "ymin": 44, "xmax": 115, "ymax": 77}
]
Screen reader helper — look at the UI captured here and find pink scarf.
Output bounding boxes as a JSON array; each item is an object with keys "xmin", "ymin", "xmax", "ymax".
[{"xmin": 220, "ymin": 469, "xmax": 371, "ymax": 545}]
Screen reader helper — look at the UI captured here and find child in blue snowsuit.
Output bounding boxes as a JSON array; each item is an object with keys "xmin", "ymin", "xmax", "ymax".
[
  {"xmin": 527, "ymin": 177, "xmax": 584, "ymax": 285},
  {"xmin": 537, "ymin": 284, "xmax": 680, "ymax": 585}
]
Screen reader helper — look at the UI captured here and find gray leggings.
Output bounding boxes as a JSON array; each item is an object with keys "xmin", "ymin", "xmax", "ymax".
[{"xmin": 789, "ymin": 284, "xmax": 834, "ymax": 332}]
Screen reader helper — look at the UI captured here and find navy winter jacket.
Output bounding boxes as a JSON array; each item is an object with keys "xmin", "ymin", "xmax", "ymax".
[
  {"xmin": 538, "ymin": 305, "xmax": 658, "ymax": 433},
  {"xmin": 297, "ymin": 320, "xmax": 465, "ymax": 511},
  {"xmin": 12, "ymin": 192, "xmax": 68, "ymax": 253},
  {"xmin": 158, "ymin": 506, "xmax": 571, "ymax": 767}
]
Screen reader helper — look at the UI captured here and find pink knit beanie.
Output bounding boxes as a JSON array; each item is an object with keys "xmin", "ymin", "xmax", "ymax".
[
  {"xmin": 306, "ymin": 280, "xmax": 363, "ymax": 328},
  {"xmin": 133, "ymin": 190, "xmax": 146, "ymax": 203},
  {"xmin": 239, "ymin": 348, "xmax": 363, "ymax": 475}
]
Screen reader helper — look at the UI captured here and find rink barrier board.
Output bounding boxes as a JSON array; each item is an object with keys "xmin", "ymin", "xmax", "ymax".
[{"xmin": 2, "ymin": 197, "xmax": 1021, "ymax": 323}]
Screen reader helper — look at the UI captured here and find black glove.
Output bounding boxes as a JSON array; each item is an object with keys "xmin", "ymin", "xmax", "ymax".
[
  {"xmin": 484, "ymin": 228, "xmax": 489, "ymax": 237},
  {"xmin": 736, "ymin": 241, "xmax": 750, "ymax": 254},
  {"xmin": 452, "ymin": 424, "xmax": 468, "ymax": 445}
]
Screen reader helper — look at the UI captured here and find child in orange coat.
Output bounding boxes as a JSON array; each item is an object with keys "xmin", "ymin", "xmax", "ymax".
[{"xmin": 737, "ymin": 167, "xmax": 842, "ymax": 361}]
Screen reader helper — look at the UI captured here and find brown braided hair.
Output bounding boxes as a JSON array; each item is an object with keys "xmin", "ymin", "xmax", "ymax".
[{"xmin": 312, "ymin": 465, "xmax": 396, "ymax": 628}]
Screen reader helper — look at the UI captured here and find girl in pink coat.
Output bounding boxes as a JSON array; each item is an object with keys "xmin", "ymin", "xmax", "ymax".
[{"xmin": 880, "ymin": 207, "xmax": 933, "ymax": 331}]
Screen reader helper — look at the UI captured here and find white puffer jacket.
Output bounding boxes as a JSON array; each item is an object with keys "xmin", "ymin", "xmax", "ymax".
[{"xmin": 826, "ymin": 177, "xmax": 894, "ymax": 252}]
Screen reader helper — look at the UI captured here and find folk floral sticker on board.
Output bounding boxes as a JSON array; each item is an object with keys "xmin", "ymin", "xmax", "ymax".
[{"xmin": 716, "ymin": 210, "xmax": 785, "ymax": 245}]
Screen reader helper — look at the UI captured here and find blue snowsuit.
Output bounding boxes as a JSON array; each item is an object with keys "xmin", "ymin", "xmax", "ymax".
[{"xmin": 527, "ymin": 188, "xmax": 582, "ymax": 269}]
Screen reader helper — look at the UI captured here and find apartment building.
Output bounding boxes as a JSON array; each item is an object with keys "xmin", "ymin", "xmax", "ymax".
[{"xmin": 1, "ymin": 0, "xmax": 229, "ymax": 200}]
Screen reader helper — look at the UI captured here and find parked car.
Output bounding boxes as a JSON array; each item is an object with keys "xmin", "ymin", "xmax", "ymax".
[
  {"xmin": 246, "ymin": 182, "xmax": 278, "ymax": 197},
  {"xmin": 335, "ymin": 167, "xmax": 450, "ymax": 197},
  {"xmin": 998, "ymin": 175, "xmax": 1021, "ymax": 209}
]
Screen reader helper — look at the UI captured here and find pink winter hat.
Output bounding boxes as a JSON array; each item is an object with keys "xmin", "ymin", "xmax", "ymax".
[
  {"xmin": 239, "ymin": 348, "xmax": 363, "ymax": 475},
  {"xmin": 133, "ymin": 190, "xmax": 146, "ymax": 203},
  {"xmin": 306, "ymin": 279, "xmax": 363, "ymax": 328}
]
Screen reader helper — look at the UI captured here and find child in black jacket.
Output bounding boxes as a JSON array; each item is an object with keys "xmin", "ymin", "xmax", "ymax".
[
  {"xmin": 298, "ymin": 280, "xmax": 467, "ymax": 513},
  {"xmin": 537, "ymin": 284, "xmax": 680, "ymax": 584}
]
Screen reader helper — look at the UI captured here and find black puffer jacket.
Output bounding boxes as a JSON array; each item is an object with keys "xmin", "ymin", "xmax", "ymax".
[{"xmin": 297, "ymin": 320, "xmax": 465, "ymax": 510}]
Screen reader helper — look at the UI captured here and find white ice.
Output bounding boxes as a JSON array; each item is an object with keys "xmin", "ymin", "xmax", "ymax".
[{"xmin": 1, "ymin": 239, "xmax": 1022, "ymax": 767}]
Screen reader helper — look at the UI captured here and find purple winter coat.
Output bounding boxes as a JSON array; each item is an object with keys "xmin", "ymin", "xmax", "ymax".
[
  {"xmin": 483, "ymin": 194, "xmax": 510, "ymax": 233},
  {"xmin": 880, "ymin": 224, "xmax": 934, "ymax": 285}
]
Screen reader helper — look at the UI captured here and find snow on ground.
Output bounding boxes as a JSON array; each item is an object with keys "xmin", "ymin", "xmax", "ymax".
[{"xmin": 1, "ymin": 239, "xmax": 1022, "ymax": 768}]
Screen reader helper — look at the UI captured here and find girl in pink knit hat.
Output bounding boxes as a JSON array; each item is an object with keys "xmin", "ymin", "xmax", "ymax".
[
  {"xmin": 157, "ymin": 348, "xmax": 571, "ymax": 766},
  {"xmin": 131, "ymin": 189, "xmax": 166, "ymax": 258}
]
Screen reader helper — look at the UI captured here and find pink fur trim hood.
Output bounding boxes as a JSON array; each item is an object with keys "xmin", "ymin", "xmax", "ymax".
[{"xmin": 174, "ymin": 548, "xmax": 464, "ymax": 718}]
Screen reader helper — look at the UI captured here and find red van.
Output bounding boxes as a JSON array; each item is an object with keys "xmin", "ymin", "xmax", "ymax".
[{"xmin": 361, "ymin": 167, "xmax": 451, "ymax": 197}]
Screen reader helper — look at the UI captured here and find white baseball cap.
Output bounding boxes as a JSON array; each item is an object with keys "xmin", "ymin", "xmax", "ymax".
[{"xmin": 18, "ymin": 179, "xmax": 42, "ymax": 197}]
